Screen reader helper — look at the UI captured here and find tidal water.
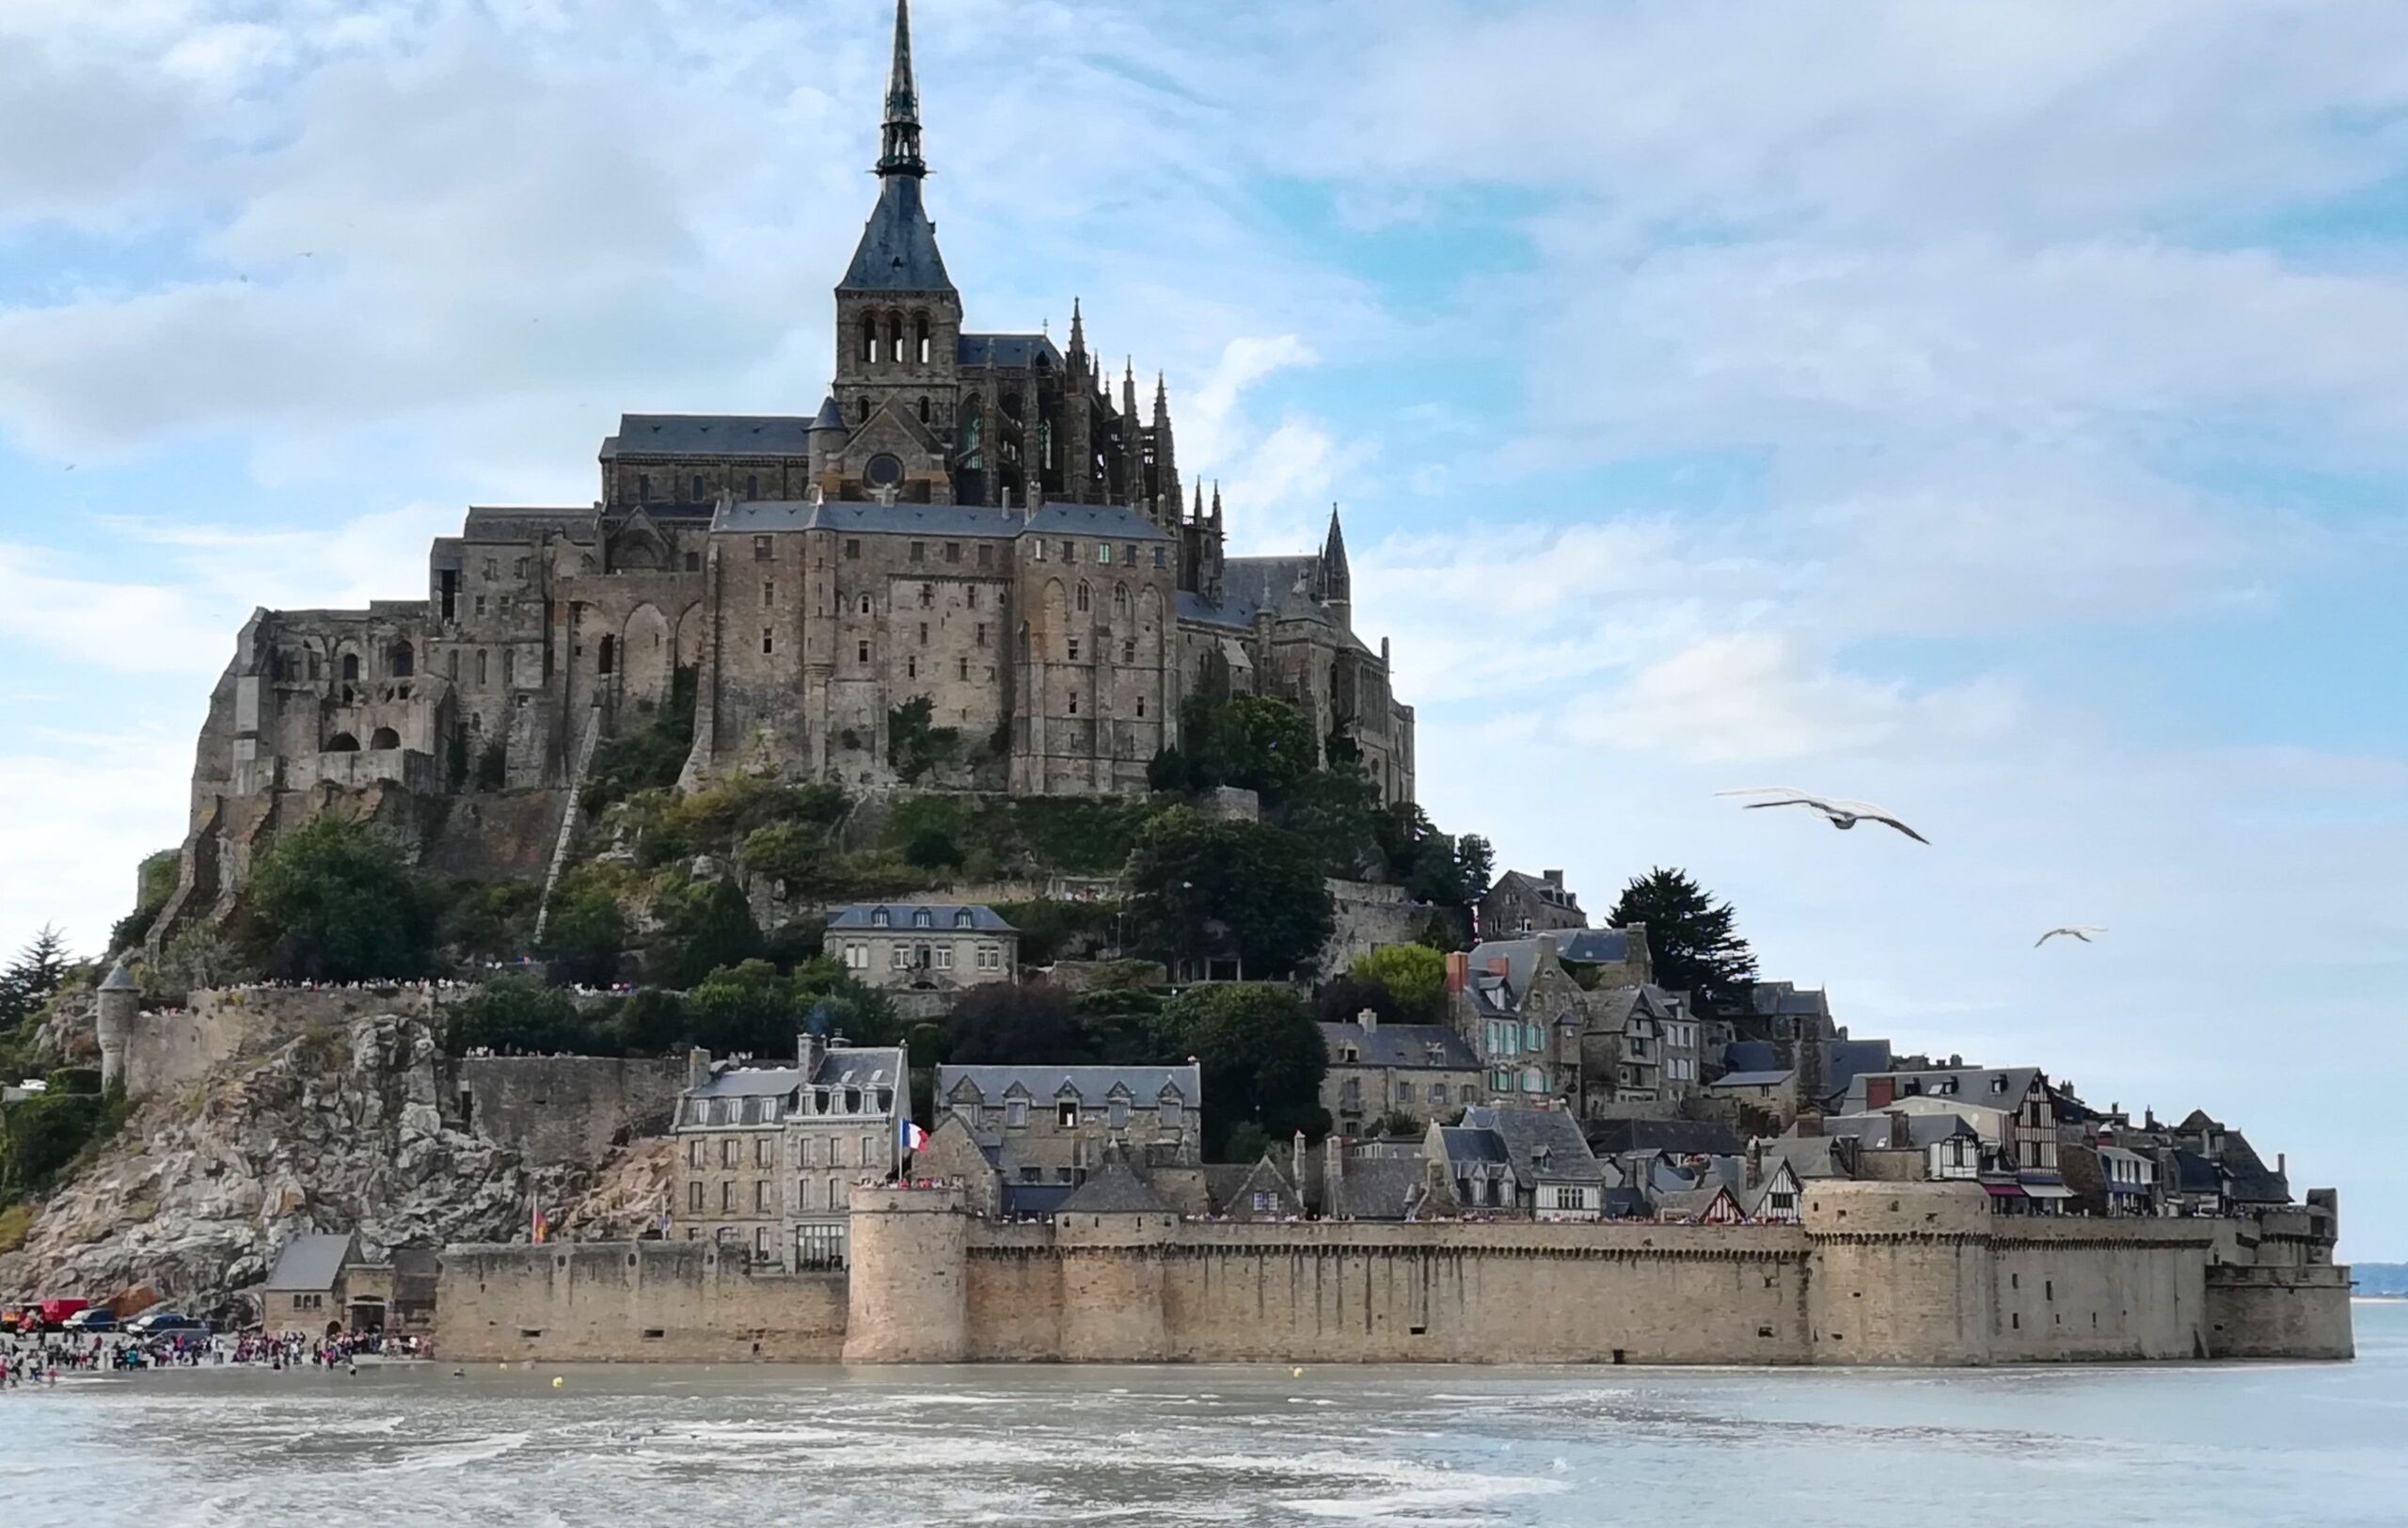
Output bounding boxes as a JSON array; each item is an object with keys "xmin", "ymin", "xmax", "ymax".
[{"xmin": 6, "ymin": 1303, "xmax": 2403, "ymax": 1526}]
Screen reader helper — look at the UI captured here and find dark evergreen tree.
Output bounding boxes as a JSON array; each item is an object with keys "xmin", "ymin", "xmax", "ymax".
[{"xmin": 1607, "ymin": 867, "xmax": 1758, "ymax": 1011}]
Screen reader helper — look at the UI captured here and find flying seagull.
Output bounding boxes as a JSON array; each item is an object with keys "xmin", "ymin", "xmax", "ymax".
[
  {"xmin": 2035, "ymin": 926, "xmax": 2107, "ymax": 947},
  {"xmin": 1715, "ymin": 787, "xmax": 1930, "ymax": 844}
]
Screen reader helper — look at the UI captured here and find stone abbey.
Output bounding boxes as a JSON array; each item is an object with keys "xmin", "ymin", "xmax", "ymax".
[{"xmin": 154, "ymin": 0, "xmax": 1412, "ymax": 949}]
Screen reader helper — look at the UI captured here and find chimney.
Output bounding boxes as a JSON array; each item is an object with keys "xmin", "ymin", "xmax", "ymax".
[
  {"xmin": 1887, "ymin": 1109, "xmax": 1911, "ymax": 1150},
  {"xmin": 1323, "ymin": 1132, "xmax": 1347, "ymax": 1220},
  {"xmin": 1542, "ymin": 869, "xmax": 1563, "ymax": 888},
  {"xmin": 1445, "ymin": 951, "xmax": 1468, "ymax": 994},
  {"xmin": 798, "ymin": 1030, "xmax": 826, "ymax": 1078},
  {"xmin": 1356, "ymin": 1007, "xmax": 1379, "ymax": 1034},
  {"xmin": 2278, "ymin": 1153, "xmax": 2287, "ymax": 1177},
  {"xmin": 1292, "ymin": 1129, "xmax": 1307, "ymax": 1188},
  {"xmin": 685, "ymin": 1046, "xmax": 713, "ymax": 1090},
  {"xmin": 1796, "ymin": 1115, "xmax": 1822, "ymax": 1138}
]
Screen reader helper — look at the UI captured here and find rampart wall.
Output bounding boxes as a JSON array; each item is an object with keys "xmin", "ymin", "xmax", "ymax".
[
  {"xmin": 116, "ymin": 985, "xmax": 441, "ymax": 1098},
  {"xmin": 434, "ymin": 1181, "xmax": 2353, "ymax": 1367},
  {"xmin": 436, "ymin": 1241, "xmax": 846, "ymax": 1361}
]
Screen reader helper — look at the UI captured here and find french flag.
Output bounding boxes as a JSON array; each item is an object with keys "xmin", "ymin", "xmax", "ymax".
[{"xmin": 898, "ymin": 1117, "xmax": 929, "ymax": 1154}]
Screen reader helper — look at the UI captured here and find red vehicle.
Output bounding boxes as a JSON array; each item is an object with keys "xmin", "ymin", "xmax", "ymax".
[{"xmin": 36, "ymin": 1297, "xmax": 89, "ymax": 1329}]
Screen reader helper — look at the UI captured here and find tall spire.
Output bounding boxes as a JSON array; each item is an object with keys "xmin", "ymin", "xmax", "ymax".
[
  {"xmin": 878, "ymin": 0, "xmax": 926, "ymax": 178},
  {"xmin": 1066, "ymin": 296, "xmax": 1086, "ymax": 363}
]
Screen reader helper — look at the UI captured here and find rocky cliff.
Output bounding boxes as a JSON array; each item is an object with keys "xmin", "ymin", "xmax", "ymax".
[{"xmin": 0, "ymin": 1011, "xmax": 604, "ymax": 1323}]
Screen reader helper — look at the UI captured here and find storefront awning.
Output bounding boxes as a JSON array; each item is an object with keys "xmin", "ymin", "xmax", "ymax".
[
  {"xmin": 1981, "ymin": 1182, "xmax": 2026, "ymax": 1198},
  {"xmin": 2023, "ymin": 1184, "xmax": 2076, "ymax": 1201}
]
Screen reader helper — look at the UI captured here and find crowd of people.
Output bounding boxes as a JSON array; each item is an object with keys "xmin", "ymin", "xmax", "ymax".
[{"xmin": 0, "ymin": 1328, "xmax": 430, "ymax": 1386}]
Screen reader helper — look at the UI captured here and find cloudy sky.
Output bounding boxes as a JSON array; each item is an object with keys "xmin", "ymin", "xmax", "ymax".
[{"xmin": 2, "ymin": 0, "xmax": 2403, "ymax": 1255}]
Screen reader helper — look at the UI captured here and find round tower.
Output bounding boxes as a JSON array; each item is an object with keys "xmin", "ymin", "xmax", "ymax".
[
  {"xmin": 842, "ymin": 1183, "xmax": 970, "ymax": 1363},
  {"xmin": 1053, "ymin": 1208, "xmax": 1177, "ymax": 1362},
  {"xmin": 94, "ymin": 959, "xmax": 138, "ymax": 1093},
  {"xmin": 1802, "ymin": 1180, "xmax": 1994, "ymax": 1365}
]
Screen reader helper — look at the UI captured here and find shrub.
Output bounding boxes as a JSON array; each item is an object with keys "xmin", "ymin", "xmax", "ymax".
[
  {"xmin": 244, "ymin": 815, "xmax": 435, "ymax": 981},
  {"xmin": 447, "ymin": 976, "xmax": 609, "ymax": 1057},
  {"xmin": 1350, "ymin": 944, "xmax": 1448, "ymax": 1025},
  {"xmin": 43, "ymin": 1067, "xmax": 101, "ymax": 1096}
]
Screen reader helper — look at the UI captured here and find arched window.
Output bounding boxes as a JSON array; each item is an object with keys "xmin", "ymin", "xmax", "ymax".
[
  {"xmin": 1067, "ymin": 693, "xmax": 1078, "ymax": 715},
  {"xmin": 859, "ymin": 594, "xmax": 874, "ymax": 615},
  {"xmin": 958, "ymin": 398, "xmax": 984, "ymax": 469},
  {"xmin": 917, "ymin": 395, "xmax": 930, "ymax": 424},
  {"xmin": 341, "ymin": 653, "xmax": 360, "ymax": 683},
  {"xmin": 862, "ymin": 314, "xmax": 879, "ymax": 364},
  {"xmin": 325, "ymin": 732, "xmax": 359, "ymax": 752},
  {"xmin": 888, "ymin": 311, "xmax": 905, "ymax": 364},
  {"xmin": 368, "ymin": 726, "xmax": 401, "ymax": 750},
  {"xmin": 476, "ymin": 650, "xmax": 488, "ymax": 686},
  {"xmin": 915, "ymin": 313, "xmax": 931, "ymax": 364},
  {"xmin": 1112, "ymin": 584, "xmax": 1128, "ymax": 616},
  {"xmin": 389, "ymin": 642, "xmax": 414, "ymax": 677},
  {"xmin": 691, "ymin": 472, "xmax": 705, "ymax": 500},
  {"xmin": 1017, "ymin": 623, "xmax": 1029, "ymax": 660},
  {"xmin": 1076, "ymin": 582, "xmax": 1090, "ymax": 613},
  {"xmin": 857, "ymin": 397, "xmax": 870, "ymax": 423},
  {"xmin": 598, "ymin": 635, "xmax": 615, "ymax": 676}
]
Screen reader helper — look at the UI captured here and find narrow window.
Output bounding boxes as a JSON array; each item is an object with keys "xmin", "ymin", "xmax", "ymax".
[
  {"xmin": 753, "ymin": 535, "xmax": 772, "ymax": 562},
  {"xmin": 918, "ymin": 396, "xmax": 931, "ymax": 424},
  {"xmin": 638, "ymin": 473, "xmax": 651, "ymax": 501},
  {"xmin": 910, "ymin": 542, "xmax": 926, "ymax": 564},
  {"xmin": 846, "ymin": 538, "xmax": 862, "ymax": 560},
  {"xmin": 1152, "ymin": 547, "xmax": 1165, "ymax": 568},
  {"xmin": 916, "ymin": 313, "xmax": 931, "ymax": 364},
  {"xmin": 690, "ymin": 472, "xmax": 705, "ymax": 500},
  {"xmin": 862, "ymin": 314, "xmax": 878, "ymax": 364},
  {"xmin": 1068, "ymin": 637, "xmax": 1081, "ymax": 661},
  {"xmin": 598, "ymin": 636, "xmax": 615, "ymax": 675},
  {"xmin": 763, "ymin": 628, "xmax": 774, "ymax": 656},
  {"xmin": 762, "ymin": 581, "xmax": 775, "ymax": 608},
  {"xmin": 1076, "ymin": 582, "xmax": 1090, "ymax": 613},
  {"xmin": 1097, "ymin": 543, "xmax": 1112, "ymax": 565},
  {"xmin": 1068, "ymin": 693, "xmax": 1079, "ymax": 715},
  {"xmin": 977, "ymin": 545, "xmax": 992, "ymax": 568},
  {"xmin": 975, "ymin": 623, "xmax": 987, "ymax": 647},
  {"xmin": 859, "ymin": 594, "xmax": 873, "ymax": 614},
  {"xmin": 958, "ymin": 657, "xmax": 969, "ymax": 680},
  {"xmin": 907, "ymin": 657, "xmax": 917, "ymax": 678},
  {"xmin": 476, "ymin": 650, "xmax": 488, "ymax": 686},
  {"xmin": 1135, "ymin": 696, "xmax": 1145, "ymax": 717},
  {"xmin": 944, "ymin": 541, "xmax": 959, "ymax": 564},
  {"xmin": 889, "ymin": 312, "xmax": 905, "ymax": 363},
  {"xmin": 746, "ymin": 474, "xmax": 759, "ymax": 498},
  {"xmin": 858, "ymin": 640, "xmax": 870, "ymax": 662}
]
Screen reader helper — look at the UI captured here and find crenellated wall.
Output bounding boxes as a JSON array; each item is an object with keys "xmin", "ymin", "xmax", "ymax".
[{"xmin": 436, "ymin": 1182, "xmax": 2353, "ymax": 1366}]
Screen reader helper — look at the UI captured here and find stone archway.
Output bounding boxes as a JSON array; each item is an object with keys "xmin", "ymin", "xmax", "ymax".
[{"xmin": 624, "ymin": 603, "xmax": 673, "ymax": 708}]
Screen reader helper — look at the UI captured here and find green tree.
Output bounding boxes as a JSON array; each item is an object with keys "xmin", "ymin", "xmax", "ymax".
[
  {"xmin": 1350, "ymin": 944, "xmax": 1447, "ymax": 1024},
  {"xmin": 447, "ymin": 975, "xmax": 605, "ymax": 1056},
  {"xmin": 683, "ymin": 960, "xmax": 800, "ymax": 1056},
  {"xmin": 0, "ymin": 924, "xmax": 71, "ymax": 1028},
  {"xmin": 610, "ymin": 988, "xmax": 691, "ymax": 1056},
  {"xmin": 944, "ymin": 983, "xmax": 1092, "ymax": 1065},
  {"xmin": 1125, "ymin": 807, "xmax": 1334, "ymax": 979},
  {"xmin": 1163, "ymin": 982, "xmax": 1327, "ymax": 1157},
  {"xmin": 887, "ymin": 696, "xmax": 961, "ymax": 785},
  {"xmin": 1607, "ymin": 867, "xmax": 1758, "ymax": 1012},
  {"xmin": 245, "ymin": 817, "xmax": 434, "ymax": 980},
  {"xmin": 1271, "ymin": 769, "xmax": 1382, "ymax": 877},
  {"xmin": 657, "ymin": 876, "xmax": 761, "ymax": 986},
  {"xmin": 537, "ymin": 883, "xmax": 628, "ymax": 987},
  {"xmin": 1221, "ymin": 696, "xmax": 1317, "ymax": 802}
]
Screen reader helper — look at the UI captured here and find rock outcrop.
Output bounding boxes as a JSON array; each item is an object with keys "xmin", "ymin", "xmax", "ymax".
[{"xmin": 0, "ymin": 1012, "xmax": 587, "ymax": 1323}]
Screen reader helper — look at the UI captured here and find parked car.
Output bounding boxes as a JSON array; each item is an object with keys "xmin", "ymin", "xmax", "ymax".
[
  {"xmin": 126, "ymin": 1311, "xmax": 209, "ymax": 1338},
  {"xmin": 60, "ymin": 1307, "xmax": 118, "ymax": 1332}
]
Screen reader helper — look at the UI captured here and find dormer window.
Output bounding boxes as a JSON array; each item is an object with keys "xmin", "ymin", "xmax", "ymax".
[
  {"xmin": 871, "ymin": 908, "xmax": 890, "ymax": 928},
  {"xmin": 1990, "ymin": 1076, "xmax": 2008, "ymax": 1095},
  {"xmin": 912, "ymin": 908, "xmax": 934, "ymax": 929},
  {"xmin": 954, "ymin": 909, "xmax": 974, "ymax": 929}
]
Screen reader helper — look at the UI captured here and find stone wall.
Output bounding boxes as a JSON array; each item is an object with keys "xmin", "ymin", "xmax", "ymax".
[
  {"xmin": 436, "ymin": 1241, "xmax": 847, "ymax": 1361},
  {"xmin": 118, "ymin": 985, "xmax": 439, "ymax": 1099},
  {"xmin": 2203, "ymin": 1264, "xmax": 2355, "ymax": 1359},
  {"xmin": 436, "ymin": 1182, "xmax": 2354, "ymax": 1367},
  {"xmin": 446, "ymin": 1056, "xmax": 686, "ymax": 1168},
  {"xmin": 1319, "ymin": 879, "xmax": 1442, "ymax": 977}
]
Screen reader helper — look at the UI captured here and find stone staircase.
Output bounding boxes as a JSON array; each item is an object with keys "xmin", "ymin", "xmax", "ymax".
[{"xmin": 532, "ymin": 707, "xmax": 605, "ymax": 945}]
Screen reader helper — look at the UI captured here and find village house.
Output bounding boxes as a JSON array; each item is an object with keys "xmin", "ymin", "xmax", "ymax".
[
  {"xmin": 1318, "ymin": 1009, "xmax": 1481, "ymax": 1135},
  {"xmin": 1430, "ymin": 1105, "xmax": 1608, "ymax": 1219},
  {"xmin": 670, "ymin": 1035, "xmax": 911, "ymax": 1269},
  {"xmin": 261, "ymin": 1233, "xmax": 435, "ymax": 1335},
  {"xmin": 935, "ymin": 1064, "xmax": 1204, "ymax": 1197},
  {"xmin": 1843, "ymin": 1066, "xmax": 2069, "ymax": 1213},
  {"xmin": 1477, "ymin": 868, "xmax": 1586, "ymax": 939},
  {"xmin": 825, "ymin": 902, "xmax": 1018, "ymax": 991}
]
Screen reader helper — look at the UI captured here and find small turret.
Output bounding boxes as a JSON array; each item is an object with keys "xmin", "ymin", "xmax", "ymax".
[{"xmin": 96, "ymin": 959, "xmax": 137, "ymax": 1092}]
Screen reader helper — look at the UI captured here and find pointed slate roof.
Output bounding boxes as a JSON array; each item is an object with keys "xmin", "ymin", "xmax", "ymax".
[
  {"xmin": 99, "ymin": 960, "xmax": 137, "ymax": 993},
  {"xmin": 1055, "ymin": 1162, "xmax": 1169, "ymax": 1216}
]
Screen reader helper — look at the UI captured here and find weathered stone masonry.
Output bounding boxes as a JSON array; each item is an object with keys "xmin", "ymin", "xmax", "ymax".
[{"xmin": 436, "ymin": 1179, "xmax": 2353, "ymax": 1366}]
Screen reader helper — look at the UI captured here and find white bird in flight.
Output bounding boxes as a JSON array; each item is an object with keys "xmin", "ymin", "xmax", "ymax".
[
  {"xmin": 2035, "ymin": 926, "xmax": 2107, "ymax": 947},
  {"xmin": 1716, "ymin": 788, "xmax": 1931, "ymax": 844}
]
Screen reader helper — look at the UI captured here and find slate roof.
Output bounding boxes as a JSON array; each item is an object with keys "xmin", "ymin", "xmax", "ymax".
[
  {"xmin": 1544, "ymin": 929, "xmax": 1632, "ymax": 964},
  {"xmin": 1460, "ymin": 1106, "xmax": 1608, "ymax": 1184},
  {"xmin": 1000, "ymin": 1183, "xmax": 1078, "ymax": 1218},
  {"xmin": 1656, "ymin": 1186, "xmax": 1737, "ymax": 1221},
  {"xmin": 1815, "ymin": 1110, "xmax": 1977, "ymax": 1150},
  {"xmin": 827, "ymin": 902, "xmax": 1017, "ymax": 933},
  {"xmin": 1751, "ymin": 981, "xmax": 1832, "ymax": 1019},
  {"xmin": 2168, "ymin": 1149, "xmax": 2223, "ymax": 1195},
  {"xmin": 713, "ymin": 498, "xmax": 1171, "ymax": 543},
  {"xmin": 1318, "ymin": 1021, "xmax": 1478, "ymax": 1071},
  {"xmin": 1209, "ymin": 1155, "xmax": 1302, "ymax": 1216},
  {"xmin": 683, "ymin": 1044, "xmax": 906, "ymax": 1102},
  {"xmin": 1845, "ymin": 1066, "xmax": 2046, "ymax": 1113},
  {"xmin": 99, "ymin": 960, "xmax": 136, "ymax": 993},
  {"xmin": 2213, "ymin": 1131, "xmax": 2291, "ymax": 1204},
  {"xmin": 265, "ymin": 1233, "xmax": 357, "ymax": 1293},
  {"xmin": 1584, "ymin": 1119, "xmax": 1748, "ymax": 1158},
  {"xmin": 1600, "ymin": 1186, "xmax": 1652, "ymax": 1218},
  {"xmin": 689, "ymin": 1066, "xmax": 808, "ymax": 1100},
  {"xmin": 840, "ymin": 174, "xmax": 954, "ymax": 292},
  {"xmin": 1337, "ymin": 1156, "xmax": 1431, "ymax": 1220},
  {"xmin": 1054, "ymin": 1162, "xmax": 1169, "ymax": 1216},
  {"xmin": 601, "ymin": 414, "xmax": 814, "ymax": 458},
  {"xmin": 1709, "ymin": 1069, "xmax": 1795, "ymax": 1090},
  {"xmin": 1490, "ymin": 869, "xmax": 1582, "ymax": 915},
  {"xmin": 462, "ymin": 506, "xmax": 598, "ymax": 543},
  {"xmin": 1436, "ymin": 1126, "xmax": 1509, "ymax": 1169},
  {"xmin": 958, "ymin": 332, "xmax": 1064, "ymax": 369},
  {"xmin": 1760, "ymin": 1137, "xmax": 1850, "ymax": 1179},
  {"xmin": 939, "ymin": 1064, "xmax": 1200, "ymax": 1108},
  {"xmin": 1177, "ymin": 589, "xmax": 1259, "ymax": 630}
]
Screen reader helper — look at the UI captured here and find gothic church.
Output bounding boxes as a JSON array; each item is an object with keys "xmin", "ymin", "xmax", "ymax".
[{"xmin": 158, "ymin": 1, "xmax": 1415, "ymax": 948}]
